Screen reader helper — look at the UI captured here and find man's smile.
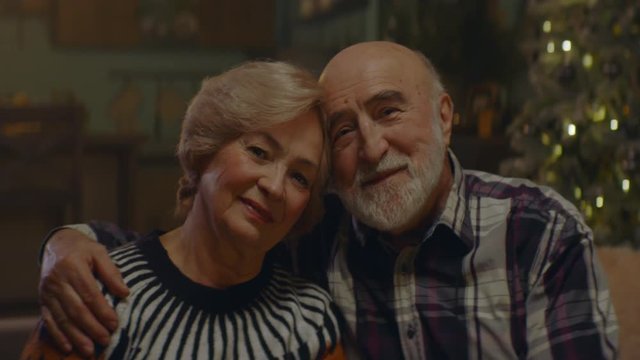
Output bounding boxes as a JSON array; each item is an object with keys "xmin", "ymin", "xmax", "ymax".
[{"xmin": 360, "ymin": 165, "xmax": 408, "ymax": 188}]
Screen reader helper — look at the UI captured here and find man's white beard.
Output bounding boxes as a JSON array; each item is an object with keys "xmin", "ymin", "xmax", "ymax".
[{"xmin": 335, "ymin": 118, "xmax": 446, "ymax": 232}]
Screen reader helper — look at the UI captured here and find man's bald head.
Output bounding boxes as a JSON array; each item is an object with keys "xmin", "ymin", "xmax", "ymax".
[{"xmin": 319, "ymin": 41, "xmax": 444, "ymax": 100}]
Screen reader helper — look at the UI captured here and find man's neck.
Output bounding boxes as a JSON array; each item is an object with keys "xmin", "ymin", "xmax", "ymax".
[
  {"xmin": 389, "ymin": 156, "xmax": 453, "ymax": 238},
  {"xmin": 384, "ymin": 155, "xmax": 454, "ymax": 249},
  {"xmin": 383, "ymin": 226, "xmax": 429, "ymax": 251}
]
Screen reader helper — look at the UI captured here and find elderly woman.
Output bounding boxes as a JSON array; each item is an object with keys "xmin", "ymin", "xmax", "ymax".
[{"xmin": 22, "ymin": 61, "xmax": 343, "ymax": 359}]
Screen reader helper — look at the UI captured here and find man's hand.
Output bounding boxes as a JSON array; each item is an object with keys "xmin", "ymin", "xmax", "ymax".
[{"xmin": 39, "ymin": 228, "xmax": 130, "ymax": 357}]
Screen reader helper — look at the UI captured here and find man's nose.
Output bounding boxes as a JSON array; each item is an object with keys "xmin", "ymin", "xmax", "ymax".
[
  {"xmin": 257, "ymin": 165, "xmax": 285, "ymax": 200},
  {"xmin": 358, "ymin": 120, "xmax": 389, "ymax": 165}
]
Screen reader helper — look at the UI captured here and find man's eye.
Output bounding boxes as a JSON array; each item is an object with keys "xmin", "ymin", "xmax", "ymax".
[
  {"xmin": 332, "ymin": 126, "xmax": 353, "ymax": 142},
  {"xmin": 247, "ymin": 146, "xmax": 268, "ymax": 159},
  {"xmin": 380, "ymin": 107, "xmax": 399, "ymax": 117}
]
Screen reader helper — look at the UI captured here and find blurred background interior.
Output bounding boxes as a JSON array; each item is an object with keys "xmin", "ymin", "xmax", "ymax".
[{"xmin": 0, "ymin": 0, "xmax": 638, "ymax": 357}]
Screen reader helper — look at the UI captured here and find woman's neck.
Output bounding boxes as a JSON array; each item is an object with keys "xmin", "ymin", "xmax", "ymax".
[{"xmin": 160, "ymin": 216, "xmax": 266, "ymax": 289}]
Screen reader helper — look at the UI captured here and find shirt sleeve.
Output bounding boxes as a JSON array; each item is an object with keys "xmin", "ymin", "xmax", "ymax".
[
  {"xmin": 525, "ymin": 213, "xmax": 619, "ymax": 359},
  {"xmin": 38, "ymin": 221, "xmax": 142, "ymax": 265},
  {"xmin": 86, "ymin": 220, "xmax": 142, "ymax": 249}
]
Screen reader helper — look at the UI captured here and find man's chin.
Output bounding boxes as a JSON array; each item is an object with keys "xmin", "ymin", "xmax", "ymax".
[{"xmin": 346, "ymin": 201, "xmax": 408, "ymax": 230}]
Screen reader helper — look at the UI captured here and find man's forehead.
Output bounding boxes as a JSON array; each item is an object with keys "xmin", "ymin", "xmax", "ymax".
[
  {"xmin": 320, "ymin": 50, "xmax": 427, "ymax": 114},
  {"xmin": 322, "ymin": 71, "xmax": 414, "ymax": 111},
  {"xmin": 322, "ymin": 60, "xmax": 424, "ymax": 99},
  {"xmin": 324, "ymin": 89, "xmax": 407, "ymax": 127}
]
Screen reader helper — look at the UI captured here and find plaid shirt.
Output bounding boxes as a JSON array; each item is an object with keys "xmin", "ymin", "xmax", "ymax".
[
  {"xmin": 82, "ymin": 151, "xmax": 618, "ymax": 359},
  {"xmin": 320, "ymin": 151, "xmax": 618, "ymax": 359}
]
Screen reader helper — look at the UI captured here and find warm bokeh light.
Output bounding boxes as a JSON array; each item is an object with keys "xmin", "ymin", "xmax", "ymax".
[
  {"xmin": 593, "ymin": 105, "xmax": 607, "ymax": 122},
  {"xmin": 610, "ymin": 119, "xmax": 619, "ymax": 131},
  {"xmin": 541, "ymin": 132, "xmax": 551, "ymax": 145},
  {"xmin": 596, "ymin": 196, "xmax": 604, "ymax": 208},
  {"xmin": 585, "ymin": 204, "xmax": 593, "ymax": 218},
  {"xmin": 574, "ymin": 186, "xmax": 582, "ymax": 200},
  {"xmin": 553, "ymin": 144, "xmax": 563, "ymax": 157},
  {"xmin": 582, "ymin": 53, "xmax": 593, "ymax": 69}
]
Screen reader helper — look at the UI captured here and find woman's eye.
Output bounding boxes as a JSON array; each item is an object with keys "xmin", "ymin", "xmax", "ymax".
[
  {"xmin": 247, "ymin": 146, "xmax": 268, "ymax": 159},
  {"xmin": 291, "ymin": 172, "xmax": 310, "ymax": 188}
]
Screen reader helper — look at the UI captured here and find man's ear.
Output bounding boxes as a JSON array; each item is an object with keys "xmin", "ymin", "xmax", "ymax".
[{"xmin": 438, "ymin": 93, "xmax": 454, "ymax": 147}]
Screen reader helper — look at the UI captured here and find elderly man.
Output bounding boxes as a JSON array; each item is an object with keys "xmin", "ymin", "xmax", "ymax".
[{"xmin": 39, "ymin": 41, "xmax": 618, "ymax": 359}]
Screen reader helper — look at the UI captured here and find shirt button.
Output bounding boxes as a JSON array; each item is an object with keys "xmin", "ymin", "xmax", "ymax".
[{"xmin": 407, "ymin": 323, "xmax": 416, "ymax": 339}]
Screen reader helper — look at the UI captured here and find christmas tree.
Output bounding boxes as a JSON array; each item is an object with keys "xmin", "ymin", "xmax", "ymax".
[{"xmin": 502, "ymin": 0, "xmax": 640, "ymax": 246}]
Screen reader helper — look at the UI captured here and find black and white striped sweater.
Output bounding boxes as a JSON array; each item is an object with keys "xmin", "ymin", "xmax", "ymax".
[{"xmin": 98, "ymin": 234, "xmax": 342, "ymax": 359}]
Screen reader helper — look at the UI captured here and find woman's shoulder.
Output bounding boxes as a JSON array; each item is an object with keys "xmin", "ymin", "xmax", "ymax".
[
  {"xmin": 270, "ymin": 265, "xmax": 333, "ymax": 300},
  {"xmin": 108, "ymin": 241, "xmax": 143, "ymax": 261},
  {"xmin": 267, "ymin": 265, "xmax": 343, "ymax": 358},
  {"xmin": 107, "ymin": 230, "xmax": 162, "ymax": 266},
  {"xmin": 268, "ymin": 265, "xmax": 339, "ymax": 325},
  {"xmin": 103, "ymin": 233, "xmax": 161, "ymax": 294}
]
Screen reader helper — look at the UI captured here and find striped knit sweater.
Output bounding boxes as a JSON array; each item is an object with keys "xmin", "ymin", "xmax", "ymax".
[{"xmin": 97, "ymin": 233, "xmax": 342, "ymax": 359}]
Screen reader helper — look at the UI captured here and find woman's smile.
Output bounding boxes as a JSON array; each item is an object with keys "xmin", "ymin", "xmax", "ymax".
[{"xmin": 240, "ymin": 197, "xmax": 274, "ymax": 223}]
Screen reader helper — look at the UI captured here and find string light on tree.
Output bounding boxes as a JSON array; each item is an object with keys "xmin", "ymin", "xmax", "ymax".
[
  {"xmin": 543, "ymin": 20, "xmax": 552, "ymax": 33},
  {"xmin": 584, "ymin": 203, "xmax": 593, "ymax": 218},
  {"xmin": 593, "ymin": 105, "xmax": 606, "ymax": 122},
  {"xmin": 596, "ymin": 195, "xmax": 604, "ymax": 208},
  {"xmin": 574, "ymin": 186, "xmax": 582, "ymax": 200},
  {"xmin": 562, "ymin": 40, "xmax": 572, "ymax": 52},
  {"xmin": 547, "ymin": 41, "xmax": 555, "ymax": 53},
  {"xmin": 622, "ymin": 179, "xmax": 630, "ymax": 193},
  {"xmin": 541, "ymin": 132, "xmax": 551, "ymax": 145},
  {"xmin": 610, "ymin": 119, "xmax": 619, "ymax": 131},
  {"xmin": 582, "ymin": 53, "xmax": 593, "ymax": 69}
]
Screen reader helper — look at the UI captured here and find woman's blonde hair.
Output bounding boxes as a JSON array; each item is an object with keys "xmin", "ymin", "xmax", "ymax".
[{"xmin": 175, "ymin": 60, "xmax": 328, "ymax": 236}]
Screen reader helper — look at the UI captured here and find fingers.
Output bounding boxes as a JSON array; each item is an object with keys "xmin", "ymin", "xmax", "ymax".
[
  {"xmin": 53, "ymin": 269, "xmax": 114, "ymax": 343},
  {"xmin": 93, "ymin": 249, "xmax": 129, "ymax": 299},
  {"xmin": 69, "ymin": 273, "xmax": 120, "ymax": 334},
  {"xmin": 42, "ymin": 306, "xmax": 71, "ymax": 354},
  {"xmin": 45, "ymin": 298, "xmax": 95, "ymax": 357},
  {"xmin": 39, "ymin": 232, "xmax": 118, "ymax": 347}
]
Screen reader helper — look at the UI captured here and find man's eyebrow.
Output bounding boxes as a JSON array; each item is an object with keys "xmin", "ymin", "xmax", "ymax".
[
  {"xmin": 327, "ymin": 110, "xmax": 348, "ymax": 132},
  {"xmin": 327, "ymin": 90, "xmax": 407, "ymax": 131},
  {"xmin": 364, "ymin": 90, "xmax": 406, "ymax": 108},
  {"xmin": 253, "ymin": 131, "xmax": 319, "ymax": 168}
]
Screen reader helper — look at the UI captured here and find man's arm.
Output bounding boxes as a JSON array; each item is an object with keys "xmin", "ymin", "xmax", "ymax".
[
  {"xmin": 525, "ymin": 217, "xmax": 618, "ymax": 359},
  {"xmin": 20, "ymin": 318, "xmax": 97, "ymax": 360},
  {"xmin": 39, "ymin": 221, "xmax": 141, "ymax": 357}
]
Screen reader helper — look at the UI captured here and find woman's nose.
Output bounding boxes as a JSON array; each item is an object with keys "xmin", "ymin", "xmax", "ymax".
[{"xmin": 257, "ymin": 166, "xmax": 285, "ymax": 200}]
